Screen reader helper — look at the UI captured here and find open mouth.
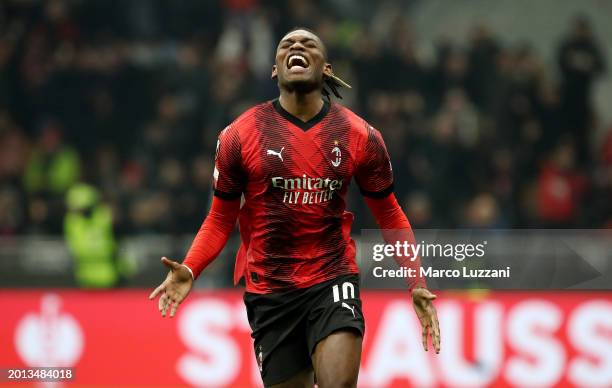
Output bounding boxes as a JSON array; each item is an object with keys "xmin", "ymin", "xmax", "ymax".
[{"xmin": 287, "ymin": 54, "xmax": 309, "ymax": 72}]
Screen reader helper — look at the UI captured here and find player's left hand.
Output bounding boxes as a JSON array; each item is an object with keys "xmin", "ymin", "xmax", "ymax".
[{"xmin": 412, "ymin": 287, "xmax": 440, "ymax": 353}]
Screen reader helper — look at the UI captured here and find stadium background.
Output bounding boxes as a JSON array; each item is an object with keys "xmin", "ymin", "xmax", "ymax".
[{"xmin": 0, "ymin": 0, "xmax": 611, "ymax": 387}]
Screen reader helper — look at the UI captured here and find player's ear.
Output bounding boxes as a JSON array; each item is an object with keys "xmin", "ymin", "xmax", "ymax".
[
  {"xmin": 271, "ymin": 64, "xmax": 278, "ymax": 80},
  {"xmin": 323, "ymin": 63, "xmax": 333, "ymax": 78}
]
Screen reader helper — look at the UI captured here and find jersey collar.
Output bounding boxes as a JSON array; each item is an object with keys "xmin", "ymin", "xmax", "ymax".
[{"xmin": 272, "ymin": 98, "xmax": 330, "ymax": 131}]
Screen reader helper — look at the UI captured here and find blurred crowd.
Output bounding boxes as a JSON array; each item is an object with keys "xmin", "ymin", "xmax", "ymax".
[{"xmin": 0, "ymin": 0, "xmax": 610, "ymax": 237}]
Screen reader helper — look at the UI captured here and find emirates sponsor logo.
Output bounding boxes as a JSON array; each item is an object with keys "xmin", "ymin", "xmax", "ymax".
[{"xmin": 271, "ymin": 174, "xmax": 343, "ymax": 204}]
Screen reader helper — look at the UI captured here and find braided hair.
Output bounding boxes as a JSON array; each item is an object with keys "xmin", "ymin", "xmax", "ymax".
[{"xmin": 322, "ymin": 71, "xmax": 352, "ymax": 100}]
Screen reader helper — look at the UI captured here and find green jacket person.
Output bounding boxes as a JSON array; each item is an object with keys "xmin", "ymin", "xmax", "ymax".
[{"xmin": 64, "ymin": 183, "xmax": 122, "ymax": 288}]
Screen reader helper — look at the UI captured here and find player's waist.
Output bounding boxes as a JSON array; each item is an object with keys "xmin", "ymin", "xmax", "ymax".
[
  {"xmin": 244, "ymin": 263, "xmax": 359, "ymax": 294},
  {"xmin": 243, "ymin": 249, "xmax": 357, "ymax": 291}
]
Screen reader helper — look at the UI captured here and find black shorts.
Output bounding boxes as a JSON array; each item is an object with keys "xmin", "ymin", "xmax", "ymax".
[{"xmin": 244, "ymin": 274, "xmax": 365, "ymax": 386}]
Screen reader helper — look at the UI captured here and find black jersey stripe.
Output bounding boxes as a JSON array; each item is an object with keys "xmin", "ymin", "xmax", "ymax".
[
  {"xmin": 213, "ymin": 189, "xmax": 242, "ymax": 200},
  {"xmin": 359, "ymin": 183, "xmax": 394, "ymax": 198}
]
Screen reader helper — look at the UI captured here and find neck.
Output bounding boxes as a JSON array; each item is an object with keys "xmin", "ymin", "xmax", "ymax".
[{"xmin": 278, "ymin": 89, "xmax": 324, "ymax": 122}]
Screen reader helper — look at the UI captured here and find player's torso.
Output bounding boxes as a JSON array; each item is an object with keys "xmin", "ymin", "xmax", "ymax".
[{"xmin": 234, "ymin": 100, "xmax": 364, "ymax": 290}]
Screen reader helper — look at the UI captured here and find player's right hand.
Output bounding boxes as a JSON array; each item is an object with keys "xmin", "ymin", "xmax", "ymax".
[{"xmin": 148, "ymin": 257, "xmax": 193, "ymax": 318}]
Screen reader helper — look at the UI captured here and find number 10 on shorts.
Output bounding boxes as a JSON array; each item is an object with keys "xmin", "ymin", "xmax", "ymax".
[{"xmin": 332, "ymin": 282, "xmax": 355, "ymax": 302}]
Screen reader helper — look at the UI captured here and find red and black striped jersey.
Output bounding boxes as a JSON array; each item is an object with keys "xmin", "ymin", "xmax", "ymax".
[{"xmin": 214, "ymin": 99, "xmax": 394, "ymax": 294}]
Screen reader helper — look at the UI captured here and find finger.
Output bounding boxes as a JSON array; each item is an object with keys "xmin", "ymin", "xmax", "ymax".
[
  {"xmin": 161, "ymin": 297, "xmax": 170, "ymax": 317},
  {"xmin": 158, "ymin": 293, "xmax": 167, "ymax": 313},
  {"xmin": 422, "ymin": 325, "xmax": 428, "ymax": 351},
  {"xmin": 433, "ymin": 311, "xmax": 441, "ymax": 353},
  {"xmin": 161, "ymin": 256, "xmax": 180, "ymax": 270},
  {"xmin": 432, "ymin": 317, "xmax": 441, "ymax": 353},
  {"xmin": 149, "ymin": 284, "xmax": 164, "ymax": 300},
  {"xmin": 170, "ymin": 299, "xmax": 180, "ymax": 317},
  {"xmin": 433, "ymin": 330, "xmax": 440, "ymax": 353}
]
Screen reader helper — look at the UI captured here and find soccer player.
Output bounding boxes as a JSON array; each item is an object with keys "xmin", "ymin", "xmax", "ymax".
[{"xmin": 149, "ymin": 28, "xmax": 440, "ymax": 388}]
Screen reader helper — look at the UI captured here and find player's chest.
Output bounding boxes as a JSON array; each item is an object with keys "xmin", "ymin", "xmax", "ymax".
[{"xmin": 242, "ymin": 125, "xmax": 358, "ymax": 182}]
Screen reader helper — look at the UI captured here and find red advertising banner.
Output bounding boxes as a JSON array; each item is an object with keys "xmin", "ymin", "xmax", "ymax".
[{"xmin": 0, "ymin": 290, "xmax": 611, "ymax": 387}]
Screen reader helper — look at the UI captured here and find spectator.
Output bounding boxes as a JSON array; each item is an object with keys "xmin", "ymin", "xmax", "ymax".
[
  {"xmin": 536, "ymin": 141, "xmax": 587, "ymax": 226},
  {"xmin": 64, "ymin": 183, "xmax": 133, "ymax": 288},
  {"xmin": 557, "ymin": 16, "xmax": 606, "ymax": 165}
]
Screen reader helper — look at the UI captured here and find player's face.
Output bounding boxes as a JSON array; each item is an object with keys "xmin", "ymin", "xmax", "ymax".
[{"xmin": 272, "ymin": 30, "xmax": 332, "ymax": 92}]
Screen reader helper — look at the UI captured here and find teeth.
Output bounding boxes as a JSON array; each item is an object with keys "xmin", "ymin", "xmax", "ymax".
[{"xmin": 288, "ymin": 55, "xmax": 308, "ymax": 68}]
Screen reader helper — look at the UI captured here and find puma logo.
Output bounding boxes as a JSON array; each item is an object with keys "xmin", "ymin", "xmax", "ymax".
[
  {"xmin": 342, "ymin": 302, "xmax": 356, "ymax": 318},
  {"xmin": 267, "ymin": 147, "xmax": 284, "ymax": 162}
]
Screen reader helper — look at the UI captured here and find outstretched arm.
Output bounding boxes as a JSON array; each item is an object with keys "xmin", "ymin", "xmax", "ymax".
[
  {"xmin": 148, "ymin": 196, "xmax": 241, "ymax": 317},
  {"xmin": 183, "ymin": 196, "xmax": 241, "ymax": 278},
  {"xmin": 364, "ymin": 193, "xmax": 440, "ymax": 353}
]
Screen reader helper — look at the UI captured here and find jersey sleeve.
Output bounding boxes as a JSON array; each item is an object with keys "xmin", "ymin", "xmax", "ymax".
[
  {"xmin": 355, "ymin": 123, "xmax": 394, "ymax": 198},
  {"xmin": 213, "ymin": 124, "xmax": 246, "ymax": 199},
  {"xmin": 364, "ymin": 193, "xmax": 427, "ymax": 290}
]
